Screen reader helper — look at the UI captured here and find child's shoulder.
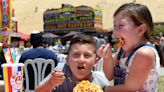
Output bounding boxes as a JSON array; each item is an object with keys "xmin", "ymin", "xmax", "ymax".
[
  {"xmin": 136, "ymin": 44, "xmax": 156, "ymax": 59},
  {"xmin": 131, "ymin": 44, "xmax": 157, "ymax": 68}
]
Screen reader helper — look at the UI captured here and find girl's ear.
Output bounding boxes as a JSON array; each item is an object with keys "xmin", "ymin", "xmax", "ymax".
[{"xmin": 138, "ymin": 23, "xmax": 147, "ymax": 36}]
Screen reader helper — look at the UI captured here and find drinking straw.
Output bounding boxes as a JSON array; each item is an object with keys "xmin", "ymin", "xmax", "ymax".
[
  {"xmin": 8, "ymin": 45, "xmax": 14, "ymax": 63},
  {"xmin": 3, "ymin": 43, "xmax": 14, "ymax": 63}
]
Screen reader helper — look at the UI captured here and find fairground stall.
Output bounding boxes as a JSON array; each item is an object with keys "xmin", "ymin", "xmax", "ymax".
[{"xmin": 43, "ymin": 4, "xmax": 109, "ymax": 36}]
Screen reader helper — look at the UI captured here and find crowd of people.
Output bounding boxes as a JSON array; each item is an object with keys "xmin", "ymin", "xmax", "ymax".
[{"xmin": 0, "ymin": 2, "xmax": 164, "ymax": 92}]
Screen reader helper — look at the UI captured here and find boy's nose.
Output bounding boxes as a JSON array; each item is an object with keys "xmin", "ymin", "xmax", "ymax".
[{"xmin": 78, "ymin": 55, "xmax": 85, "ymax": 63}]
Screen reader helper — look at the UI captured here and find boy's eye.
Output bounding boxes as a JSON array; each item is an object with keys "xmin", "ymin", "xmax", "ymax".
[
  {"xmin": 73, "ymin": 53, "xmax": 80, "ymax": 58},
  {"xmin": 84, "ymin": 54, "xmax": 92, "ymax": 58},
  {"xmin": 72, "ymin": 53, "xmax": 92, "ymax": 58}
]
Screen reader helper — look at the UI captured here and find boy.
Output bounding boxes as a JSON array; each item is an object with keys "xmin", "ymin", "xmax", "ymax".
[{"xmin": 35, "ymin": 35, "xmax": 109, "ymax": 92}]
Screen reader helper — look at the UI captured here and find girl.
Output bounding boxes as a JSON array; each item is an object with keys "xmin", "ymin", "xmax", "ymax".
[{"xmin": 97, "ymin": 3, "xmax": 164, "ymax": 92}]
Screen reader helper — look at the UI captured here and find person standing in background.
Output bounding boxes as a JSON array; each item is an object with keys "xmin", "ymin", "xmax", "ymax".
[
  {"xmin": 159, "ymin": 32, "xmax": 164, "ymax": 53},
  {"xmin": 0, "ymin": 42, "xmax": 6, "ymax": 80}
]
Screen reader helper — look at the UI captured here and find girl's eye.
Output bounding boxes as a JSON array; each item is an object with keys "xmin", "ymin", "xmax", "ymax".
[
  {"xmin": 114, "ymin": 25, "xmax": 124, "ymax": 31},
  {"xmin": 118, "ymin": 25, "xmax": 124, "ymax": 29}
]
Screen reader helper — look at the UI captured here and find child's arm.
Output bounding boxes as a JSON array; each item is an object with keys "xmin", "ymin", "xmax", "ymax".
[
  {"xmin": 104, "ymin": 47, "xmax": 155, "ymax": 91},
  {"xmin": 35, "ymin": 71, "xmax": 65, "ymax": 92},
  {"xmin": 97, "ymin": 43, "xmax": 115, "ymax": 80}
]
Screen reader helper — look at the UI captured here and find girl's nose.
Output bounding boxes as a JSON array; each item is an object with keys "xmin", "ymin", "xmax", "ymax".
[
  {"xmin": 113, "ymin": 30, "xmax": 117, "ymax": 35},
  {"xmin": 112, "ymin": 30, "xmax": 119, "ymax": 38}
]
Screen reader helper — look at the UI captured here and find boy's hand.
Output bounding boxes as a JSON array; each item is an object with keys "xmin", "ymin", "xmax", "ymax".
[{"xmin": 50, "ymin": 71, "xmax": 65, "ymax": 87}]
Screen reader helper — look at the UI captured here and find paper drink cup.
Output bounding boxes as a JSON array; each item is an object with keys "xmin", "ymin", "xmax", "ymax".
[{"xmin": 1, "ymin": 63, "xmax": 24, "ymax": 92}]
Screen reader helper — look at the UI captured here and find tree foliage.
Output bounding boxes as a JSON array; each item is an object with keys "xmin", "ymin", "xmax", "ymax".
[{"xmin": 151, "ymin": 25, "xmax": 164, "ymax": 36}]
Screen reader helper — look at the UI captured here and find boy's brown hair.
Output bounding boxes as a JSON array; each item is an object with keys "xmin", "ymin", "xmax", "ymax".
[{"xmin": 68, "ymin": 35, "xmax": 97, "ymax": 54}]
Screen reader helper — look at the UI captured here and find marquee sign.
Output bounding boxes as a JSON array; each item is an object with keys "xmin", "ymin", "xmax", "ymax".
[{"xmin": 43, "ymin": 4, "xmax": 95, "ymax": 33}]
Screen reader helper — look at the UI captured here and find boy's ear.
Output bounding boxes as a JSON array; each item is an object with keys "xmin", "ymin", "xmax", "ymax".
[
  {"xmin": 138, "ymin": 23, "xmax": 147, "ymax": 36},
  {"xmin": 65, "ymin": 56, "xmax": 69, "ymax": 65}
]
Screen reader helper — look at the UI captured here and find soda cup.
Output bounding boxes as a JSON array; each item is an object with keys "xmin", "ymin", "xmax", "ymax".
[{"xmin": 1, "ymin": 63, "xmax": 24, "ymax": 92}]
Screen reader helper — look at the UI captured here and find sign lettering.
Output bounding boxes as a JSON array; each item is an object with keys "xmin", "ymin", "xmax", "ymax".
[
  {"xmin": 2, "ymin": 0, "xmax": 9, "ymax": 27},
  {"xmin": 45, "ymin": 16, "xmax": 94, "ymax": 23},
  {"xmin": 45, "ymin": 21, "xmax": 94, "ymax": 30}
]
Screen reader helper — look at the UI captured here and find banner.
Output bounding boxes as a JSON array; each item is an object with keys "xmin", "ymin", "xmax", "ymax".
[
  {"xmin": 94, "ymin": 4, "xmax": 103, "ymax": 29},
  {"xmin": 0, "ymin": 0, "xmax": 2, "ymax": 30},
  {"xmin": 1, "ymin": 0, "xmax": 12, "ymax": 29}
]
